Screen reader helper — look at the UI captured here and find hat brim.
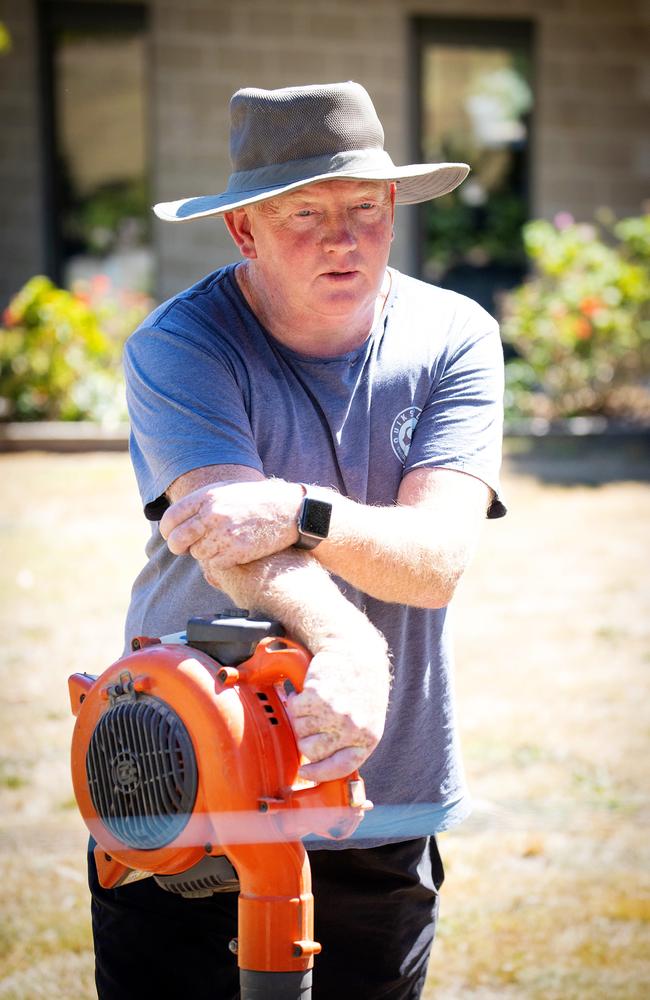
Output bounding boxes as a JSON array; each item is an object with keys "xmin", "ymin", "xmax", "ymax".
[{"xmin": 153, "ymin": 162, "xmax": 469, "ymax": 222}]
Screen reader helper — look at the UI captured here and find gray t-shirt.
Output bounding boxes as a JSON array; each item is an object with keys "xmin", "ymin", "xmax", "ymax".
[{"xmin": 123, "ymin": 263, "xmax": 505, "ymax": 846}]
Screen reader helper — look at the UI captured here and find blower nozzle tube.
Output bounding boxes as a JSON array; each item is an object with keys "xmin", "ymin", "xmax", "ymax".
[{"xmin": 239, "ymin": 969, "xmax": 312, "ymax": 999}]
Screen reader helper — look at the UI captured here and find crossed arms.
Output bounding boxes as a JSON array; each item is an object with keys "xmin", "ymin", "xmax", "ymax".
[{"xmin": 158, "ymin": 463, "xmax": 490, "ymax": 782}]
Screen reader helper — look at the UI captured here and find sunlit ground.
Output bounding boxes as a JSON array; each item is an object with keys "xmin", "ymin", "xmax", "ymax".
[{"xmin": 0, "ymin": 445, "xmax": 648, "ymax": 999}]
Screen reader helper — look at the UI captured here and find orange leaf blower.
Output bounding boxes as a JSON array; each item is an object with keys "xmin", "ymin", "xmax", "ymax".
[{"xmin": 69, "ymin": 612, "xmax": 371, "ymax": 999}]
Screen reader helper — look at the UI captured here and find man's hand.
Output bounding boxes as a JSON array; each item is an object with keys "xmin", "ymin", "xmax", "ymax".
[
  {"xmin": 161, "ymin": 466, "xmax": 391, "ymax": 780},
  {"xmin": 159, "ymin": 478, "xmax": 303, "ymax": 568},
  {"xmin": 287, "ymin": 635, "xmax": 391, "ymax": 782},
  {"xmin": 187, "ymin": 536, "xmax": 390, "ymax": 783}
]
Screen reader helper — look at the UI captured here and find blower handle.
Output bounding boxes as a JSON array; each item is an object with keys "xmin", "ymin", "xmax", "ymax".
[
  {"xmin": 240, "ymin": 634, "xmax": 311, "ymax": 695},
  {"xmin": 186, "ymin": 613, "xmax": 312, "ymax": 699}
]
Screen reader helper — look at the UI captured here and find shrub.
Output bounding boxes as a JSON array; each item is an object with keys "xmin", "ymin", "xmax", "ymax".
[
  {"xmin": 501, "ymin": 213, "xmax": 650, "ymax": 423},
  {"xmin": 0, "ymin": 275, "xmax": 153, "ymax": 422}
]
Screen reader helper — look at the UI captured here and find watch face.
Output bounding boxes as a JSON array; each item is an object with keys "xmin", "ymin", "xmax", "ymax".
[{"xmin": 300, "ymin": 498, "xmax": 332, "ymax": 538}]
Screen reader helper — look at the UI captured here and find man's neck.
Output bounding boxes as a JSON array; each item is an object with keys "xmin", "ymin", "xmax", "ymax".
[{"xmin": 235, "ymin": 262, "xmax": 391, "ymax": 358}]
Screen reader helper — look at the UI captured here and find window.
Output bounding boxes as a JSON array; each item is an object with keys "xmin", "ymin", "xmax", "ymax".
[
  {"xmin": 414, "ymin": 18, "xmax": 535, "ymax": 315},
  {"xmin": 39, "ymin": 2, "xmax": 151, "ymax": 293}
]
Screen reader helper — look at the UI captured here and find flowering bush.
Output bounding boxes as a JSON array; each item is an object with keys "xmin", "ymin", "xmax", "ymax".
[
  {"xmin": 0, "ymin": 275, "xmax": 153, "ymax": 422},
  {"xmin": 501, "ymin": 213, "xmax": 650, "ymax": 422}
]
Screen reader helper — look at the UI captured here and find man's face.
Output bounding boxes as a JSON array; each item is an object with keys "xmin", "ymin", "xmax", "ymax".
[{"xmin": 232, "ymin": 179, "xmax": 395, "ymax": 333}]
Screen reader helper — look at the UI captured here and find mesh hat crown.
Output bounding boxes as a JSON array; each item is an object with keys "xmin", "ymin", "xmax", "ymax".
[{"xmin": 154, "ymin": 82, "xmax": 469, "ymax": 222}]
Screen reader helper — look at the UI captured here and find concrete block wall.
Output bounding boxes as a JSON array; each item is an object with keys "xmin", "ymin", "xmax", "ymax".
[{"xmin": 1, "ymin": 0, "xmax": 648, "ymax": 305}]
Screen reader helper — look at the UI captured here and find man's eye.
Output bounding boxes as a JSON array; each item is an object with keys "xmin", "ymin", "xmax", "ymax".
[
  {"xmin": 358, "ymin": 202, "xmax": 375, "ymax": 210},
  {"xmin": 296, "ymin": 209, "xmax": 314, "ymax": 218}
]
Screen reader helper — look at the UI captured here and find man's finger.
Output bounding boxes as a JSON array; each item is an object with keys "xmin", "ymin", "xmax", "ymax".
[
  {"xmin": 159, "ymin": 495, "xmax": 204, "ymax": 540},
  {"xmin": 297, "ymin": 731, "xmax": 341, "ymax": 760},
  {"xmin": 285, "ymin": 687, "xmax": 326, "ymax": 719},
  {"xmin": 298, "ymin": 747, "xmax": 366, "ymax": 783},
  {"xmin": 291, "ymin": 715, "xmax": 332, "ymax": 739},
  {"xmin": 166, "ymin": 515, "xmax": 210, "ymax": 554}
]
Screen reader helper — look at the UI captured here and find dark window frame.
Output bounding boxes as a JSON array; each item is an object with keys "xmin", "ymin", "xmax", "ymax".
[
  {"xmin": 410, "ymin": 16, "xmax": 537, "ymax": 282},
  {"xmin": 37, "ymin": 0, "xmax": 150, "ymax": 286}
]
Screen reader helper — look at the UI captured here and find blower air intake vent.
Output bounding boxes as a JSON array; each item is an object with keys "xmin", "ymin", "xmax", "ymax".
[{"xmin": 86, "ymin": 696, "xmax": 198, "ymax": 850}]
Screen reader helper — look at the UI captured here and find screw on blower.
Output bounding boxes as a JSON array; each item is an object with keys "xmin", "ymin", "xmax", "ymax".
[{"xmin": 68, "ymin": 611, "xmax": 372, "ymax": 999}]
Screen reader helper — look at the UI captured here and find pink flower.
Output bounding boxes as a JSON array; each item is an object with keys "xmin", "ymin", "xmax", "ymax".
[{"xmin": 554, "ymin": 212, "xmax": 575, "ymax": 230}]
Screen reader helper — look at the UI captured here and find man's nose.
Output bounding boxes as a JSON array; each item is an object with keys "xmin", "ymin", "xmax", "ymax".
[{"xmin": 322, "ymin": 214, "xmax": 357, "ymax": 253}]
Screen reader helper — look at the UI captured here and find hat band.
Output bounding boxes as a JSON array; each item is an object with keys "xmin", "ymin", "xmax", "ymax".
[{"xmin": 226, "ymin": 148, "xmax": 397, "ymax": 195}]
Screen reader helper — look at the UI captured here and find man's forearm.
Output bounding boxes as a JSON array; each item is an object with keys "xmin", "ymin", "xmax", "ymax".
[
  {"xmin": 201, "ymin": 547, "xmax": 391, "ymax": 783},
  {"xmin": 312, "ymin": 493, "xmax": 480, "ymax": 609},
  {"xmin": 161, "ymin": 465, "xmax": 488, "ymax": 611},
  {"xmin": 204, "ymin": 546, "xmax": 386, "ymax": 657}
]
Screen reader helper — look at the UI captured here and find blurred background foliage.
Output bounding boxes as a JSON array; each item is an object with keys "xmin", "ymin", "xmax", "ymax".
[
  {"xmin": 501, "ymin": 212, "xmax": 650, "ymax": 424},
  {"xmin": 0, "ymin": 275, "xmax": 152, "ymax": 422},
  {"xmin": 62, "ymin": 175, "xmax": 150, "ymax": 258},
  {"xmin": 425, "ymin": 189, "xmax": 528, "ymax": 274}
]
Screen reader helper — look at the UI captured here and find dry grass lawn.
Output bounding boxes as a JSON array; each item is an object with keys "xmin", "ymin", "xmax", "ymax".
[{"xmin": 0, "ymin": 442, "xmax": 648, "ymax": 999}]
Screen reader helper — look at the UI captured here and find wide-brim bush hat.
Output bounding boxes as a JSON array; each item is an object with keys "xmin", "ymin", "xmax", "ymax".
[{"xmin": 154, "ymin": 81, "xmax": 469, "ymax": 222}]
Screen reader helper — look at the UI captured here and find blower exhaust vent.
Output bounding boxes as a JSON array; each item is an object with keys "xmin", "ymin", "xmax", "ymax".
[{"xmin": 86, "ymin": 696, "xmax": 198, "ymax": 850}]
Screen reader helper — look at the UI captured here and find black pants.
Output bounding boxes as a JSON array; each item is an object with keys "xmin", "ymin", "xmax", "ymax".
[{"xmin": 89, "ymin": 837, "xmax": 444, "ymax": 1000}]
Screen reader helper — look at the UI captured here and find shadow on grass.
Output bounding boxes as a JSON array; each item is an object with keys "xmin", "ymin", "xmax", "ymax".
[{"xmin": 504, "ymin": 432, "xmax": 650, "ymax": 486}]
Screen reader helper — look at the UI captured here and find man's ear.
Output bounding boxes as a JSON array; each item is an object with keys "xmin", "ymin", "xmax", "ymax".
[{"xmin": 223, "ymin": 208, "xmax": 257, "ymax": 259}]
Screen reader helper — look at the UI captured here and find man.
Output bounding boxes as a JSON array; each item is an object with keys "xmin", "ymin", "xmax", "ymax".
[{"xmin": 89, "ymin": 82, "xmax": 506, "ymax": 999}]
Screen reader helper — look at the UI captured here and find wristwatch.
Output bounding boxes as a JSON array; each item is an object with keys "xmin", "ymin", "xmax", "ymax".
[{"xmin": 294, "ymin": 485, "xmax": 332, "ymax": 550}]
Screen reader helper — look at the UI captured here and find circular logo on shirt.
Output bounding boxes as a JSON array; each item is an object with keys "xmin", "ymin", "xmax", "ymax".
[{"xmin": 390, "ymin": 406, "xmax": 422, "ymax": 463}]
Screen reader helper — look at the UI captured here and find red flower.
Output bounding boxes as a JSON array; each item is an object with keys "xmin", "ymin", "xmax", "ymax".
[
  {"xmin": 90, "ymin": 274, "xmax": 111, "ymax": 298},
  {"xmin": 579, "ymin": 296, "xmax": 603, "ymax": 317},
  {"xmin": 574, "ymin": 317, "xmax": 592, "ymax": 340}
]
